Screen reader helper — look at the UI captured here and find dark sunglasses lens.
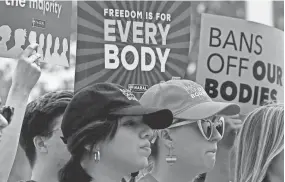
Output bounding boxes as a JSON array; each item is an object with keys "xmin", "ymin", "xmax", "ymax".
[
  {"xmin": 201, "ymin": 119, "xmax": 212, "ymax": 138},
  {"xmin": 215, "ymin": 117, "xmax": 224, "ymax": 136}
]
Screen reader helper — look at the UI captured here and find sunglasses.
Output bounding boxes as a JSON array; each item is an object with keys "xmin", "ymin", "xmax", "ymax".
[{"xmin": 168, "ymin": 115, "xmax": 225, "ymax": 140}]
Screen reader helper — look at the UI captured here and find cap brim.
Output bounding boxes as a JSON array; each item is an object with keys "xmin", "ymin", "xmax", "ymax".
[
  {"xmin": 175, "ymin": 102, "xmax": 240, "ymax": 120},
  {"xmin": 110, "ymin": 105, "xmax": 173, "ymax": 129}
]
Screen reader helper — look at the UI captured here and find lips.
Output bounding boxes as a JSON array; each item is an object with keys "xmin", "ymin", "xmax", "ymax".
[
  {"xmin": 140, "ymin": 141, "xmax": 151, "ymax": 149},
  {"xmin": 141, "ymin": 146, "xmax": 151, "ymax": 151},
  {"xmin": 206, "ymin": 148, "xmax": 217, "ymax": 153},
  {"xmin": 140, "ymin": 146, "xmax": 151, "ymax": 156},
  {"xmin": 140, "ymin": 142, "xmax": 151, "ymax": 155}
]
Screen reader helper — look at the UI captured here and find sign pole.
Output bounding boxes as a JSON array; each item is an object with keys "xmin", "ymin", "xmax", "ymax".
[{"xmin": 246, "ymin": 0, "xmax": 273, "ymax": 27}]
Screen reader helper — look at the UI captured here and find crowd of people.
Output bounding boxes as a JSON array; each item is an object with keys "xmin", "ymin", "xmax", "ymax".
[{"xmin": 0, "ymin": 43, "xmax": 283, "ymax": 182}]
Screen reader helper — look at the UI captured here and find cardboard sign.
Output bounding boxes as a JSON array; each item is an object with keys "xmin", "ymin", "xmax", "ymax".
[
  {"xmin": 196, "ymin": 14, "xmax": 284, "ymax": 115},
  {"xmin": 75, "ymin": 1, "xmax": 191, "ymax": 94},
  {"xmin": 0, "ymin": 0, "xmax": 72, "ymax": 67}
]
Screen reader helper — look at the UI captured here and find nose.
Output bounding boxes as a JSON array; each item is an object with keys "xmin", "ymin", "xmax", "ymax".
[
  {"xmin": 140, "ymin": 124, "xmax": 153, "ymax": 140},
  {"xmin": 209, "ymin": 125, "xmax": 223, "ymax": 142}
]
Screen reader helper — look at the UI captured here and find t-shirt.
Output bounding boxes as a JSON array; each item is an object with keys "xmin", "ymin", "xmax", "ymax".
[
  {"xmin": 137, "ymin": 173, "xmax": 208, "ymax": 182},
  {"xmin": 193, "ymin": 173, "xmax": 206, "ymax": 182}
]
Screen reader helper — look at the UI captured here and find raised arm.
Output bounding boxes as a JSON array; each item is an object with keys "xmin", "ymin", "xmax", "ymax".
[{"xmin": 0, "ymin": 44, "xmax": 41, "ymax": 182}]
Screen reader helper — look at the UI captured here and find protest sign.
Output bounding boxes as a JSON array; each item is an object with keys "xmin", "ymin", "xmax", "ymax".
[
  {"xmin": 75, "ymin": 1, "xmax": 191, "ymax": 95},
  {"xmin": 196, "ymin": 13, "xmax": 284, "ymax": 115},
  {"xmin": 0, "ymin": 0, "xmax": 72, "ymax": 67}
]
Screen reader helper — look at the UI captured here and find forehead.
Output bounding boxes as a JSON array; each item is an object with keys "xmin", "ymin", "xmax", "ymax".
[{"xmin": 52, "ymin": 114, "xmax": 64, "ymax": 130}]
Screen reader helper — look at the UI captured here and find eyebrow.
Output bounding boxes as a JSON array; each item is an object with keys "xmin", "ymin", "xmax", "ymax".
[
  {"xmin": 120, "ymin": 117, "xmax": 142, "ymax": 124},
  {"xmin": 45, "ymin": 128, "xmax": 61, "ymax": 135}
]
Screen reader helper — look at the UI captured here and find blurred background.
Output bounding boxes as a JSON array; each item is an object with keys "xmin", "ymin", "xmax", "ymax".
[
  {"xmin": 0, "ymin": 1, "xmax": 283, "ymax": 104},
  {"xmin": 1, "ymin": 1, "xmax": 283, "ymax": 182}
]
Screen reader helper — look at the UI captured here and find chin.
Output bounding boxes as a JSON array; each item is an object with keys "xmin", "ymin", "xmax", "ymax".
[
  {"xmin": 132, "ymin": 157, "xmax": 149, "ymax": 171},
  {"xmin": 204, "ymin": 159, "xmax": 216, "ymax": 171}
]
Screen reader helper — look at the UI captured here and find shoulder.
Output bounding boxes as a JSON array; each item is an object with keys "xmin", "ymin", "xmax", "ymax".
[{"xmin": 138, "ymin": 174, "xmax": 158, "ymax": 182}]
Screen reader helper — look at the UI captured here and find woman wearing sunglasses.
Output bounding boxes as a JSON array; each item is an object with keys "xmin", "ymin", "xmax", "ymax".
[{"xmin": 138, "ymin": 79, "xmax": 240, "ymax": 182}]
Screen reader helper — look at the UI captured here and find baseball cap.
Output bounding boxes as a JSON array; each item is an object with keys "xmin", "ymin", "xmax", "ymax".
[
  {"xmin": 61, "ymin": 83, "xmax": 173, "ymax": 141},
  {"xmin": 140, "ymin": 79, "xmax": 240, "ymax": 120}
]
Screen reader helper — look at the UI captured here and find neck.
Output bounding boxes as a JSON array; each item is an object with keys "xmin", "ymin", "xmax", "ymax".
[
  {"xmin": 84, "ymin": 160, "xmax": 125, "ymax": 182},
  {"xmin": 31, "ymin": 160, "xmax": 60, "ymax": 182},
  {"xmin": 152, "ymin": 152, "xmax": 200, "ymax": 182}
]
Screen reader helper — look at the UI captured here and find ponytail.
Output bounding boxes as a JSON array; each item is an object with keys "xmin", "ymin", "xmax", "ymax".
[{"xmin": 58, "ymin": 156, "xmax": 91, "ymax": 182}]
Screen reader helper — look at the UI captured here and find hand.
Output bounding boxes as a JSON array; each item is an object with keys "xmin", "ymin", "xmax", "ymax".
[
  {"xmin": 0, "ymin": 98, "xmax": 7, "ymax": 134},
  {"xmin": 219, "ymin": 115, "xmax": 243, "ymax": 149},
  {"xmin": 11, "ymin": 43, "xmax": 42, "ymax": 94},
  {"xmin": 0, "ymin": 114, "xmax": 8, "ymax": 137}
]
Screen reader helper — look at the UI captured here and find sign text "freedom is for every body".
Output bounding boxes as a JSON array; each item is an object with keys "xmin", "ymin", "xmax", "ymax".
[{"xmin": 104, "ymin": 8, "xmax": 171, "ymax": 72}]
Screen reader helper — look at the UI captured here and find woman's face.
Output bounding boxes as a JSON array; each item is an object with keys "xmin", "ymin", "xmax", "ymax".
[
  {"xmin": 170, "ymin": 118, "xmax": 223, "ymax": 173},
  {"xmin": 100, "ymin": 116, "xmax": 153, "ymax": 174}
]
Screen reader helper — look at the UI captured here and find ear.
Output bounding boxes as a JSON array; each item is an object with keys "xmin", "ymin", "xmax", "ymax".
[
  {"xmin": 33, "ymin": 136, "xmax": 48, "ymax": 154},
  {"xmin": 84, "ymin": 144, "xmax": 92, "ymax": 152},
  {"xmin": 84, "ymin": 144, "xmax": 100, "ymax": 153},
  {"xmin": 159, "ymin": 130, "xmax": 174, "ymax": 149},
  {"xmin": 163, "ymin": 138, "xmax": 174, "ymax": 150}
]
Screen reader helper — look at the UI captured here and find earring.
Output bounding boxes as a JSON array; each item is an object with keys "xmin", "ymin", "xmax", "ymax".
[
  {"xmin": 94, "ymin": 150, "xmax": 100, "ymax": 163},
  {"xmin": 165, "ymin": 142, "xmax": 177, "ymax": 165}
]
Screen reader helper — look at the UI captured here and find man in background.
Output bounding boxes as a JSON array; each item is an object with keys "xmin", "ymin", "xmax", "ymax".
[{"xmin": 17, "ymin": 91, "xmax": 73, "ymax": 182}]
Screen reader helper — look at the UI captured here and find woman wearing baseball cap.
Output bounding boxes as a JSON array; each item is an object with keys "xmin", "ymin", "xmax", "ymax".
[
  {"xmin": 58, "ymin": 83, "xmax": 173, "ymax": 182},
  {"xmin": 138, "ymin": 79, "xmax": 240, "ymax": 182}
]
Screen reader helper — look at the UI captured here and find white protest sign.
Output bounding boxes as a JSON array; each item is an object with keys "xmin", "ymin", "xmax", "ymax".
[
  {"xmin": 0, "ymin": 0, "xmax": 72, "ymax": 67},
  {"xmin": 196, "ymin": 13, "xmax": 284, "ymax": 115}
]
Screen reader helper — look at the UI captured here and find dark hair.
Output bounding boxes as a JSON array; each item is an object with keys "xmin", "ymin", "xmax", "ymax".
[
  {"xmin": 193, "ymin": 173, "xmax": 206, "ymax": 182},
  {"xmin": 129, "ymin": 172, "xmax": 139, "ymax": 182},
  {"xmin": 20, "ymin": 91, "xmax": 73, "ymax": 168},
  {"xmin": 149, "ymin": 136, "xmax": 159, "ymax": 162},
  {"xmin": 58, "ymin": 115, "xmax": 120, "ymax": 182},
  {"xmin": 149, "ymin": 129, "xmax": 173, "ymax": 164}
]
